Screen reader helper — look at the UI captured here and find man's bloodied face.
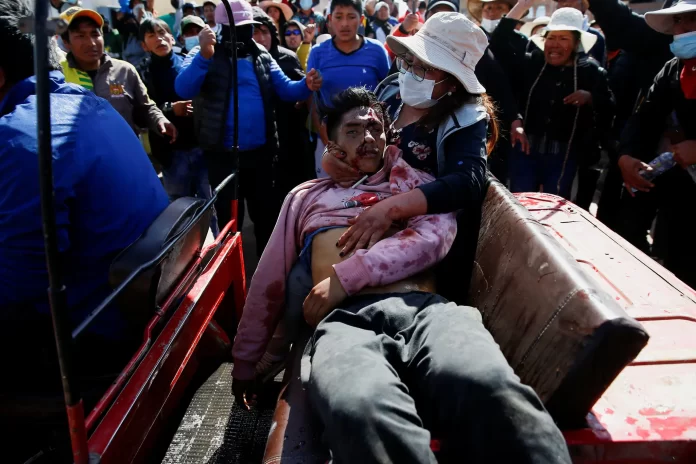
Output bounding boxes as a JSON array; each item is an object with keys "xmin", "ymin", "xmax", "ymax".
[{"xmin": 335, "ymin": 106, "xmax": 387, "ymax": 174}]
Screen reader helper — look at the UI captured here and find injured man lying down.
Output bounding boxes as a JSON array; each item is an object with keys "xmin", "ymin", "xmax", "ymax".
[{"xmin": 231, "ymin": 88, "xmax": 571, "ymax": 464}]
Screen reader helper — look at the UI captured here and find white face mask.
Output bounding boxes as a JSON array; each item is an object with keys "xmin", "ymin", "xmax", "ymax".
[
  {"xmin": 398, "ymin": 72, "xmax": 448, "ymax": 109},
  {"xmin": 480, "ymin": 18, "xmax": 501, "ymax": 33}
]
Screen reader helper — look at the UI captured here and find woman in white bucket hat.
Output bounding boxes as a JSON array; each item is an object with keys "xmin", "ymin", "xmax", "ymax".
[
  {"xmin": 323, "ymin": 12, "xmax": 502, "ymax": 303},
  {"xmin": 490, "ymin": 3, "xmax": 614, "ymax": 199}
]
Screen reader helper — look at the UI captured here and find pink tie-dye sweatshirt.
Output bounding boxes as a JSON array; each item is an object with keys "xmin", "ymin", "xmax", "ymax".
[{"xmin": 232, "ymin": 146, "xmax": 457, "ymax": 380}]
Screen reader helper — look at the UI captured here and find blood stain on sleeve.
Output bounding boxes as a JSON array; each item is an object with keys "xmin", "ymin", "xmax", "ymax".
[
  {"xmin": 390, "ymin": 165, "xmax": 407, "ymax": 181},
  {"xmin": 264, "ymin": 281, "xmax": 284, "ymax": 303},
  {"xmin": 399, "ymin": 228, "xmax": 416, "ymax": 239},
  {"xmin": 379, "ymin": 263, "xmax": 389, "ymax": 271}
]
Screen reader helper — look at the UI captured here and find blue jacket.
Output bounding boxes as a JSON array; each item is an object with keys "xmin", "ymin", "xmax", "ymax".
[
  {"xmin": 0, "ymin": 72, "xmax": 169, "ymax": 337},
  {"xmin": 175, "ymin": 46, "xmax": 311, "ymax": 151}
]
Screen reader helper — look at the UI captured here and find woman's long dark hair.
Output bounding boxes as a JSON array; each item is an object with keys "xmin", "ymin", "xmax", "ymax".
[{"xmin": 418, "ymin": 78, "xmax": 499, "ymax": 155}]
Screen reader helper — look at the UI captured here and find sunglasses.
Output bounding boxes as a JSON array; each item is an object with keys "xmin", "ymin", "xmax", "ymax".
[{"xmin": 285, "ymin": 29, "xmax": 302, "ymax": 36}]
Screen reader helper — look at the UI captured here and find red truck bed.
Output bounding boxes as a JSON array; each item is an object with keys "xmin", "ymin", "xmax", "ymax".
[{"xmin": 517, "ymin": 193, "xmax": 696, "ymax": 463}]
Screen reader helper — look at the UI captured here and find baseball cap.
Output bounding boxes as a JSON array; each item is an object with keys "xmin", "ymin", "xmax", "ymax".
[
  {"xmin": 59, "ymin": 6, "xmax": 104, "ymax": 28},
  {"xmin": 215, "ymin": 0, "xmax": 261, "ymax": 26},
  {"xmin": 180, "ymin": 14, "xmax": 206, "ymax": 32}
]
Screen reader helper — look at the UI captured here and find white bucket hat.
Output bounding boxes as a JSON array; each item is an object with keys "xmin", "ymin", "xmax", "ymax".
[
  {"xmin": 386, "ymin": 12, "xmax": 487, "ymax": 94},
  {"xmin": 530, "ymin": 8, "xmax": 598, "ymax": 53},
  {"xmin": 521, "ymin": 16, "xmax": 551, "ymax": 37},
  {"xmin": 645, "ymin": 0, "xmax": 696, "ymax": 35}
]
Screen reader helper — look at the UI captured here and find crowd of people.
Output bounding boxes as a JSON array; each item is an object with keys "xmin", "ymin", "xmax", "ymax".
[{"xmin": 1, "ymin": 0, "xmax": 696, "ymax": 461}]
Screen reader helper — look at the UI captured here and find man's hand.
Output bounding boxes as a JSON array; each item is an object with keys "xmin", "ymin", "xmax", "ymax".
[
  {"xmin": 199, "ymin": 26, "xmax": 216, "ymax": 59},
  {"xmin": 510, "ymin": 119, "xmax": 530, "ymax": 154},
  {"xmin": 563, "ymin": 90, "xmax": 592, "ymax": 107},
  {"xmin": 337, "ymin": 201, "xmax": 394, "ymax": 256},
  {"xmin": 159, "ymin": 120, "xmax": 178, "ymax": 143},
  {"xmin": 322, "ymin": 141, "xmax": 361, "ymax": 187},
  {"xmin": 303, "ymin": 23, "xmax": 316, "ymax": 44},
  {"xmin": 401, "ymin": 14, "xmax": 420, "ymax": 34},
  {"xmin": 306, "ymin": 68, "xmax": 323, "ymax": 91},
  {"xmin": 618, "ymin": 154, "xmax": 654, "ymax": 196},
  {"xmin": 673, "ymin": 140, "xmax": 696, "ymax": 169},
  {"xmin": 172, "ymin": 100, "xmax": 193, "ymax": 117},
  {"xmin": 303, "ymin": 273, "xmax": 348, "ymax": 327},
  {"xmin": 232, "ymin": 377, "xmax": 256, "ymax": 411}
]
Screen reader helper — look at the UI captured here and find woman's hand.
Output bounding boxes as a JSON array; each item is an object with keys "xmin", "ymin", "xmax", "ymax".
[
  {"xmin": 510, "ymin": 119, "xmax": 530, "ymax": 154},
  {"xmin": 338, "ymin": 189, "xmax": 428, "ymax": 256},
  {"xmin": 564, "ymin": 90, "xmax": 592, "ymax": 107},
  {"xmin": 303, "ymin": 273, "xmax": 347, "ymax": 327},
  {"xmin": 337, "ymin": 201, "xmax": 395, "ymax": 256},
  {"xmin": 322, "ymin": 142, "xmax": 361, "ymax": 187}
]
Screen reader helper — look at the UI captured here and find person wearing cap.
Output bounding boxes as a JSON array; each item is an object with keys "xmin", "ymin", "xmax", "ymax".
[
  {"xmin": 261, "ymin": 0, "xmax": 294, "ymax": 38},
  {"xmin": 59, "ymin": 7, "xmax": 177, "ymax": 143},
  {"xmin": 202, "ymin": 1, "xmax": 221, "ymax": 35},
  {"xmin": 175, "ymin": 0, "xmax": 322, "ymax": 255},
  {"xmin": 371, "ymin": 1, "xmax": 396, "ymax": 44},
  {"xmin": 253, "ymin": 7, "xmax": 314, "ymax": 197},
  {"xmin": 0, "ymin": 0, "xmax": 169, "ymax": 421},
  {"xmin": 322, "ymin": 13, "xmax": 494, "ymax": 304},
  {"xmin": 179, "ymin": 13, "xmax": 205, "ymax": 52},
  {"xmin": 554, "ymin": 0, "xmax": 606, "ymax": 66},
  {"xmin": 521, "ymin": 15, "xmax": 551, "ymax": 37},
  {"xmin": 468, "ymin": 0, "xmax": 516, "ymax": 34},
  {"xmin": 231, "ymin": 86, "xmax": 571, "ymax": 464},
  {"xmin": 292, "ymin": 0, "xmax": 326, "ymax": 39},
  {"xmin": 388, "ymin": 0, "xmax": 526, "ymax": 184},
  {"xmin": 306, "ymin": 0, "xmax": 390, "ymax": 175},
  {"xmin": 609, "ymin": 0, "xmax": 696, "ymax": 287},
  {"xmin": 283, "ymin": 19, "xmax": 313, "ymax": 68},
  {"xmin": 489, "ymin": 5, "xmax": 614, "ymax": 200}
]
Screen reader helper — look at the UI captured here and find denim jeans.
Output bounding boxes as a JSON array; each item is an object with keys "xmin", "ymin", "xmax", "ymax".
[
  {"xmin": 162, "ymin": 147, "xmax": 218, "ymax": 236},
  {"xmin": 508, "ymin": 144, "xmax": 578, "ymax": 199},
  {"xmin": 304, "ymin": 292, "xmax": 572, "ymax": 464}
]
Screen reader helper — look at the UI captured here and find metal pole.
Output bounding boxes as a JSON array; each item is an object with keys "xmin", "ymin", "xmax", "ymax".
[
  {"xmin": 221, "ymin": 0, "xmax": 239, "ymax": 229},
  {"xmin": 33, "ymin": 0, "xmax": 89, "ymax": 462}
]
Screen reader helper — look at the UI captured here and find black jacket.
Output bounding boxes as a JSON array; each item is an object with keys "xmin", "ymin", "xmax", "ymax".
[
  {"xmin": 588, "ymin": 0, "xmax": 672, "ymax": 102},
  {"xmin": 490, "ymin": 18, "xmax": 614, "ymax": 150},
  {"xmin": 620, "ymin": 58, "xmax": 696, "ymax": 163}
]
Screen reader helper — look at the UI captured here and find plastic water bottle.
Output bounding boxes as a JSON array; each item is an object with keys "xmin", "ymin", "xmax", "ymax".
[{"xmin": 628, "ymin": 152, "xmax": 696, "ymax": 192}]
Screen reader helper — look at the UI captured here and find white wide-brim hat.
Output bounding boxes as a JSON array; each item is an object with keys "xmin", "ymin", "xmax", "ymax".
[
  {"xmin": 530, "ymin": 8, "xmax": 598, "ymax": 53},
  {"xmin": 521, "ymin": 16, "xmax": 550, "ymax": 37},
  {"xmin": 260, "ymin": 0, "xmax": 294, "ymax": 21},
  {"xmin": 386, "ymin": 12, "xmax": 487, "ymax": 94},
  {"xmin": 645, "ymin": 0, "xmax": 696, "ymax": 35}
]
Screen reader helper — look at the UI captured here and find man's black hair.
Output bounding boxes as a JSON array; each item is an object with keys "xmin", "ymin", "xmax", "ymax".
[
  {"xmin": 138, "ymin": 18, "xmax": 172, "ymax": 42},
  {"xmin": 0, "ymin": 0, "xmax": 61, "ymax": 87},
  {"xmin": 324, "ymin": 87, "xmax": 390, "ymax": 141},
  {"xmin": 203, "ymin": 0, "xmax": 216, "ymax": 8},
  {"xmin": 330, "ymin": 0, "xmax": 363, "ymax": 15}
]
